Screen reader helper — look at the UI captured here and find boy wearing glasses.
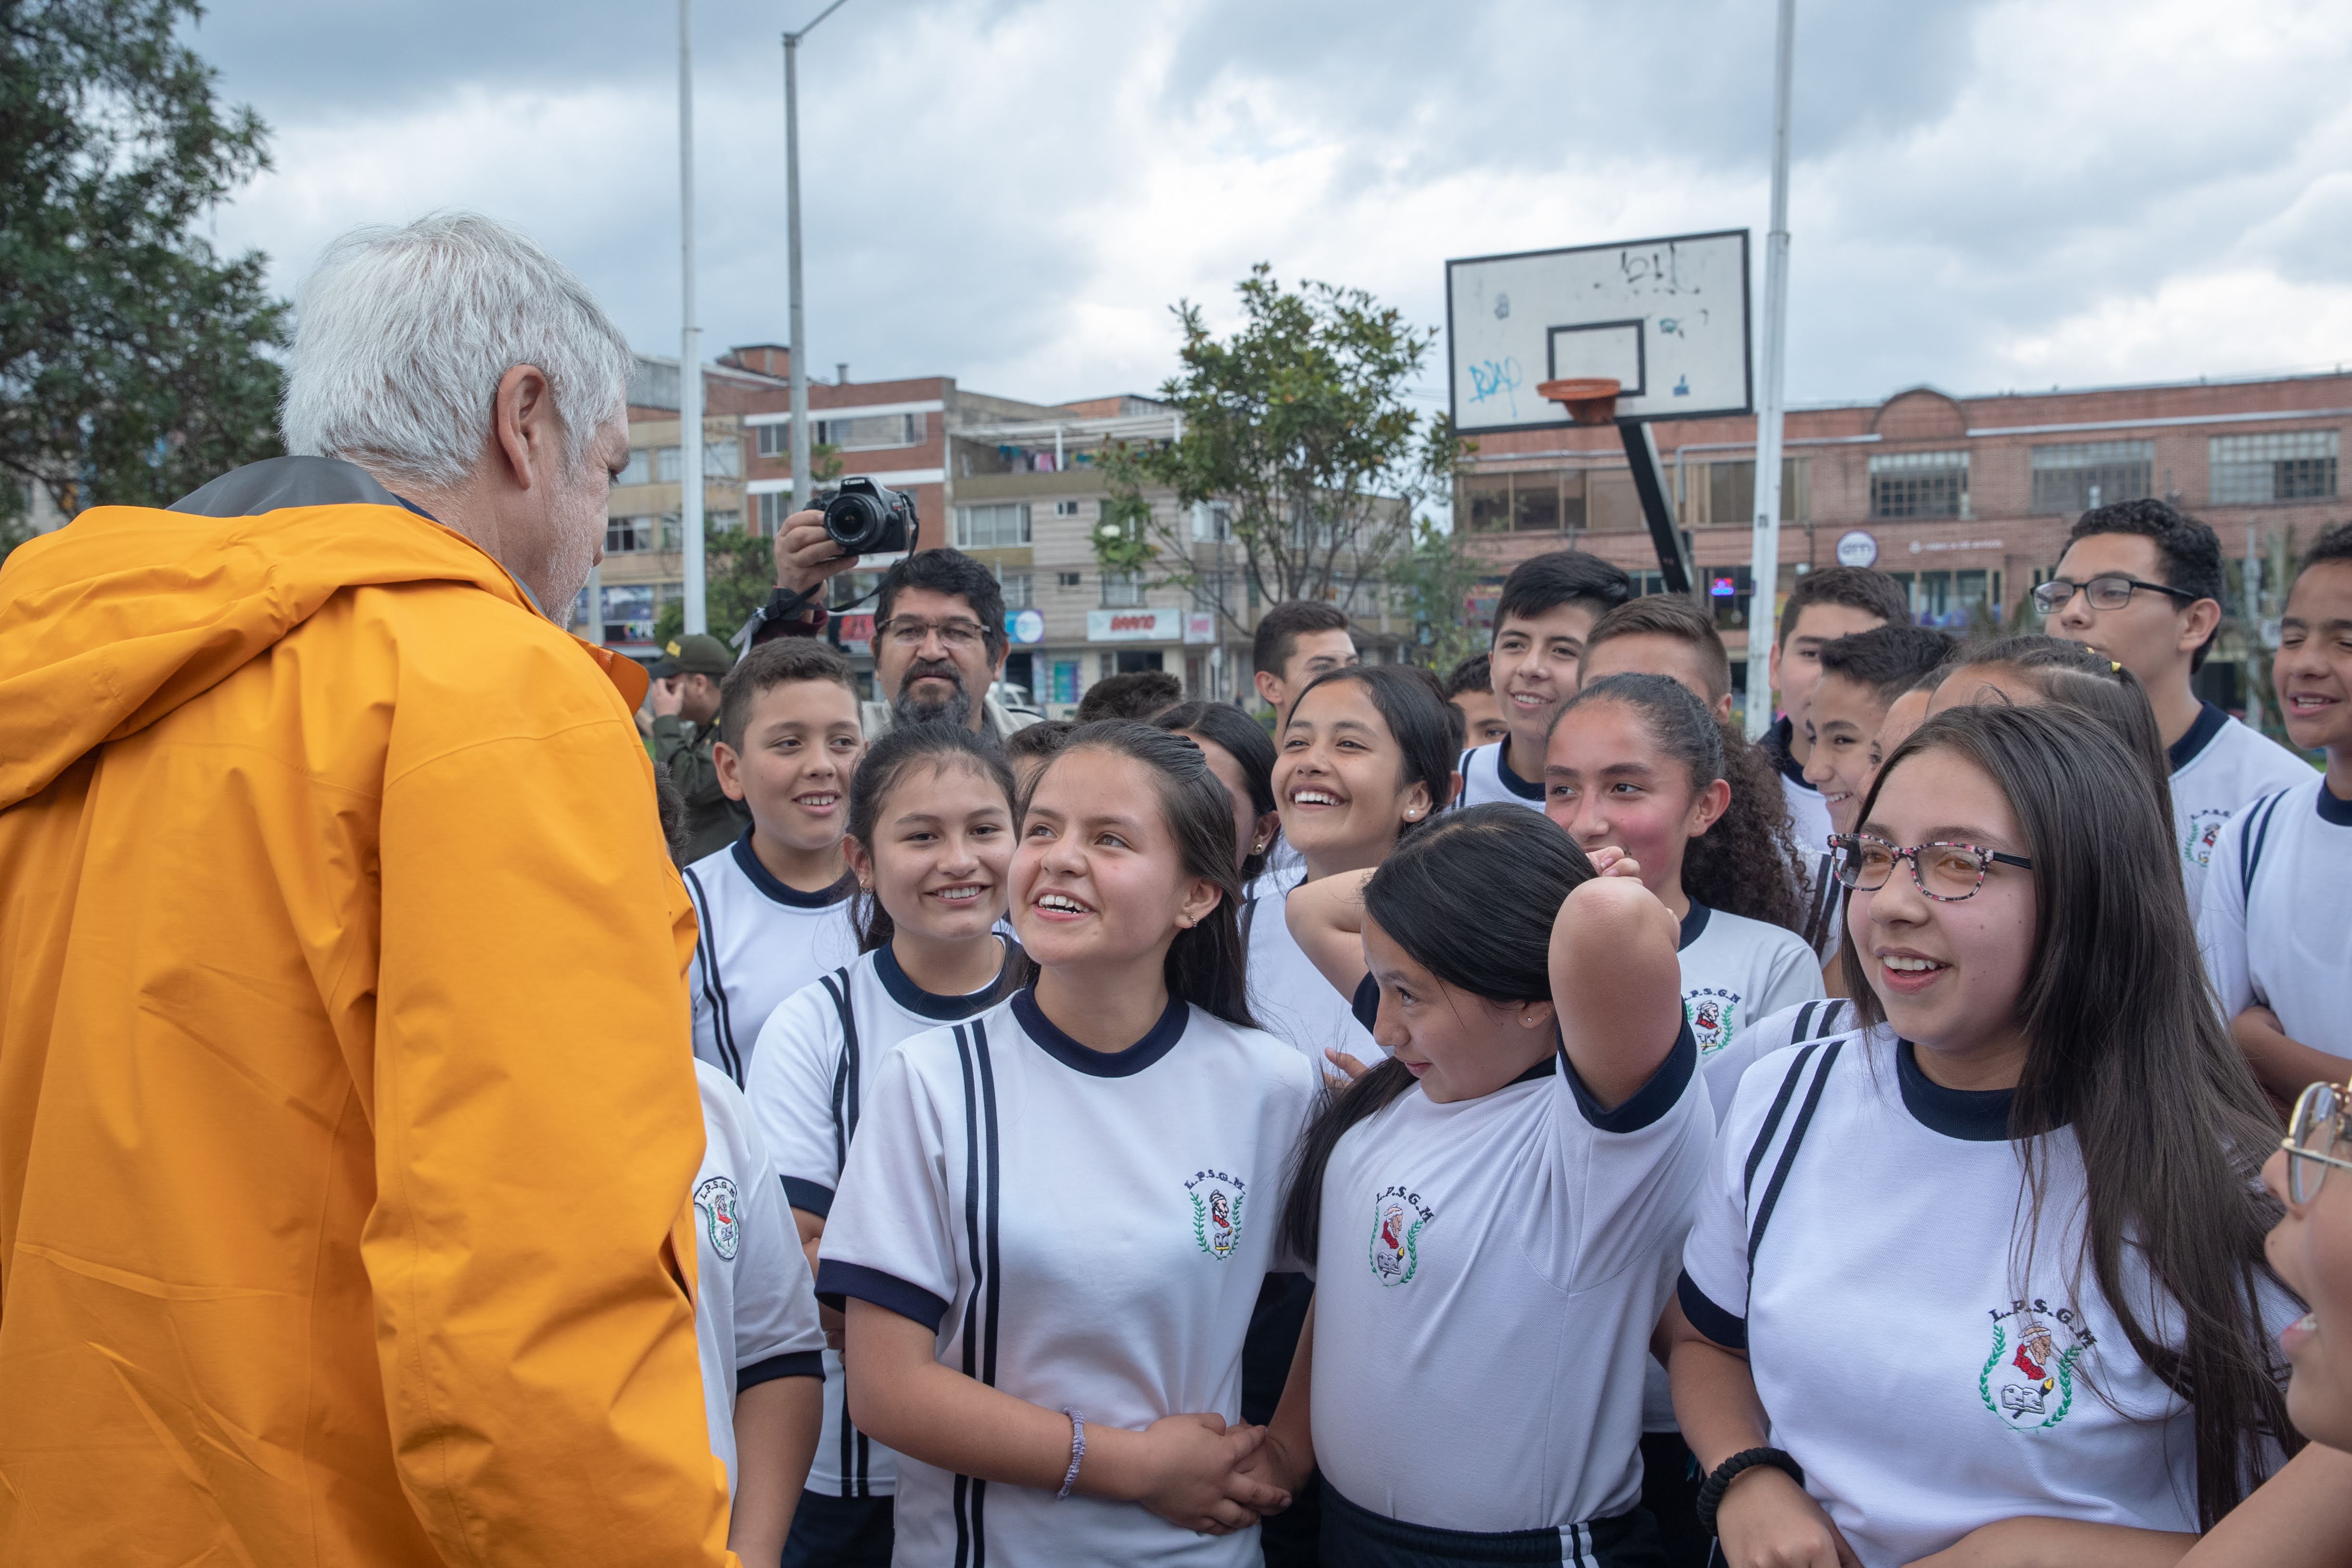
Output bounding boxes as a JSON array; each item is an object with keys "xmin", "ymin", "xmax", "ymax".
[
  {"xmin": 2200, "ymin": 522, "xmax": 2352, "ymax": 1102},
  {"xmin": 2039, "ymin": 498, "xmax": 2308, "ymax": 905}
]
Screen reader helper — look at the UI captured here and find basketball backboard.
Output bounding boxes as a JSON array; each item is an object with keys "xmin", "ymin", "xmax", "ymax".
[{"xmin": 1446, "ymin": 229, "xmax": 1752, "ymax": 435}]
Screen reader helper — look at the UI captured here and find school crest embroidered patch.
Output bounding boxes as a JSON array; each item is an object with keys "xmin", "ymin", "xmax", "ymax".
[
  {"xmin": 2184, "ymin": 808, "xmax": 2231, "ymax": 868},
  {"xmin": 694, "ymin": 1176, "xmax": 742, "ymax": 1262},
  {"xmin": 1981, "ymin": 1299, "xmax": 2094, "ymax": 1430},
  {"xmin": 1683, "ymin": 988, "xmax": 1740, "ymax": 1055},
  {"xmin": 1186, "ymin": 1169, "xmax": 1247, "ymax": 1260},
  {"xmin": 1369, "ymin": 1186, "xmax": 1435, "ymax": 1287}
]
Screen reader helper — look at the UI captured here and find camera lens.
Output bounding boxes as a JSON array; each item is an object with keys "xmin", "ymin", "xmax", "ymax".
[{"xmin": 823, "ymin": 491, "xmax": 891, "ymax": 554}]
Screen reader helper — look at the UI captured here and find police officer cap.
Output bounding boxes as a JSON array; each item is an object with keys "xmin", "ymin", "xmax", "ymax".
[{"xmin": 650, "ymin": 633, "xmax": 735, "ymax": 679}]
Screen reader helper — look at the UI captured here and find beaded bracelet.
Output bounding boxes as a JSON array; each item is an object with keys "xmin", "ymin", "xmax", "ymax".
[{"xmin": 1055, "ymin": 1409, "xmax": 1086, "ymax": 1501}]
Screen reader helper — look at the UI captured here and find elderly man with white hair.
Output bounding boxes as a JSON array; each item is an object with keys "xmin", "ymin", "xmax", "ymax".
[{"xmin": 0, "ymin": 215, "xmax": 757, "ymax": 1566}]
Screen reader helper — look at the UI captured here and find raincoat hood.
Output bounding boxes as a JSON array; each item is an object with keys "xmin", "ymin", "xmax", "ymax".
[{"xmin": 0, "ymin": 455, "xmax": 645, "ymax": 809}]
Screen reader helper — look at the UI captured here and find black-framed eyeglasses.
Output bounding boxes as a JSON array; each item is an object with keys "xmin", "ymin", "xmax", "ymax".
[
  {"xmin": 2283, "ymin": 1081, "xmax": 2352, "ymax": 1206},
  {"xmin": 1829, "ymin": 832, "xmax": 2034, "ymax": 901},
  {"xmin": 2029, "ymin": 574, "xmax": 2199, "ymax": 615},
  {"xmin": 879, "ymin": 615, "xmax": 988, "ymax": 650}
]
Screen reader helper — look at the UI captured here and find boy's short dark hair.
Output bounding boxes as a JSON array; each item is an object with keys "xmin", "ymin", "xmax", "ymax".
[
  {"xmin": 1252, "ymin": 600, "xmax": 1352, "ymax": 682},
  {"xmin": 1076, "ymin": 670, "xmax": 1183, "ymax": 724},
  {"xmin": 1491, "ymin": 550, "xmax": 1632, "ymax": 642},
  {"xmin": 2063, "ymin": 499, "xmax": 2224, "ymax": 670},
  {"xmin": 1581, "ymin": 595, "xmax": 1733, "ymax": 701},
  {"xmin": 1815, "ymin": 625, "xmax": 1961, "ymax": 708},
  {"xmin": 2295, "ymin": 520, "xmax": 2352, "ymax": 581},
  {"xmin": 1003, "ymin": 717, "xmax": 1074, "ymax": 765},
  {"xmin": 718, "ymin": 638, "xmax": 859, "ymax": 751},
  {"xmin": 875, "ymin": 547, "xmax": 1007, "ymax": 659},
  {"xmin": 1442, "ymin": 652, "xmax": 1492, "ymax": 701},
  {"xmin": 1776, "ymin": 565, "xmax": 1909, "ymax": 647}
]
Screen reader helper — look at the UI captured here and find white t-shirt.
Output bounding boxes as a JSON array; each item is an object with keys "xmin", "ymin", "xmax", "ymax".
[
  {"xmin": 2199, "ymin": 775, "xmax": 2352, "ymax": 1060},
  {"xmin": 1457, "ymin": 741, "xmax": 1547, "ymax": 812},
  {"xmin": 1701, "ymin": 997, "xmax": 1859, "ymax": 1115},
  {"xmin": 1680, "ymin": 1025, "xmax": 2223, "ymax": 1568},
  {"xmin": 691, "ymin": 1061, "xmax": 827, "ymax": 1500},
  {"xmin": 745, "ymin": 939, "xmax": 1025, "ymax": 1500},
  {"xmin": 1245, "ymin": 883, "xmax": 1383, "ymax": 1076},
  {"xmin": 1769, "ymin": 718, "xmax": 1843, "ymax": 960},
  {"xmin": 1639, "ymin": 905, "xmax": 1825, "ymax": 1431},
  {"xmin": 2170, "ymin": 701, "xmax": 2313, "ymax": 913},
  {"xmin": 816, "ymin": 990, "xmax": 1319, "ymax": 1567},
  {"xmin": 683, "ymin": 831, "xmax": 860, "ymax": 1084},
  {"xmin": 1310, "ymin": 1025, "xmax": 1710, "ymax": 1531}
]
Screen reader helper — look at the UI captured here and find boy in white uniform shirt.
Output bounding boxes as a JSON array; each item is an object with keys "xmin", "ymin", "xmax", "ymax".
[
  {"xmin": 1458, "ymin": 551, "xmax": 1632, "ymax": 811},
  {"xmin": 2038, "ymin": 498, "xmax": 2310, "ymax": 909},
  {"xmin": 691, "ymin": 1060, "xmax": 826, "ymax": 1567},
  {"xmin": 2201, "ymin": 521, "xmax": 2348, "ymax": 1098},
  {"xmin": 684, "ymin": 640, "xmax": 865, "ymax": 1083}
]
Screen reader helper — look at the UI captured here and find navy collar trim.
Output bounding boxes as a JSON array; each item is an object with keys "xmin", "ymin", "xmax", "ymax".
[
  {"xmin": 1494, "ymin": 742, "xmax": 1545, "ymax": 802},
  {"xmin": 1509, "ymin": 1050, "xmax": 1560, "ymax": 1087},
  {"xmin": 1677, "ymin": 902, "xmax": 1713, "ymax": 950},
  {"xmin": 1012, "ymin": 986, "xmax": 1188, "ymax": 1078},
  {"xmin": 730, "ymin": 830, "xmax": 855, "ymax": 908},
  {"xmin": 1897, "ymin": 1039, "xmax": 2015, "ymax": 1141},
  {"xmin": 877, "ymin": 937, "xmax": 1022, "ymax": 1020},
  {"xmin": 1766, "ymin": 715, "xmax": 1809, "ymax": 790},
  {"xmin": 2320, "ymin": 779, "xmax": 2352, "ymax": 827},
  {"xmin": 2167, "ymin": 701, "xmax": 2229, "ymax": 773}
]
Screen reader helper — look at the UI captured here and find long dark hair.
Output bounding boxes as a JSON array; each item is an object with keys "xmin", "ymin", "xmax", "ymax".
[
  {"xmin": 1022, "ymin": 720, "xmax": 1257, "ymax": 1029},
  {"xmin": 1282, "ymin": 665, "xmax": 1459, "ymax": 843},
  {"xmin": 1154, "ymin": 700, "xmax": 1280, "ymax": 883},
  {"xmin": 844, "ymin": 723, "xmax": 1016, "ymax": 953},
  {"xmin": 1939, "ymin": 635, "xmax": 2176, "ymax": 831},
  {"xmin": 1278, "ymin": 804, "xmax": 1592, "ymax": 1263},
  {"xmin": 1553, "ymin": 673, "xmax": 1807, "ymax": 931},
  {"xmin": 1842, "ymin": 704, "xmax": 2293, "ymax": 1524}
]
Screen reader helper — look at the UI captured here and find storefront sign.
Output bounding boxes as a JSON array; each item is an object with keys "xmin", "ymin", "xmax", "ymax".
[
  {"xmin": 1835, "ymin": 529, "xmax": 1879, "ymax": 567},
  {"xmin": 1182, "ymin": 612, "xmax": 1217, "ymax": 645},
  {"xmin": 1005, "ymin": 608, "xmax": 1045, "ymax": 645},
  {"xmin": 1086, "ymin": 608, "xmax": 1182, "ymax": 643}
]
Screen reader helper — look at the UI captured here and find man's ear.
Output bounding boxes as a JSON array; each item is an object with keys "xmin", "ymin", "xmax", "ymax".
[
  {"xmin": 489, "ymin": 363, "xmax": 556, "ymax": 492},
  {"xmin": 713, "ymin": 739, "xmax": 746, "ymax": 802},
  {"xmin": 1253, "ymin": 669, "xmax": 1283, "ymax": 711},
  {"xmin": 2178, "ymin": 597, "xmax": 2223, "ymax": 658}
]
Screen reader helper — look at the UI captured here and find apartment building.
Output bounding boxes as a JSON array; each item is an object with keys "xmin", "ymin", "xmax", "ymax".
[{"xmin": 1458, "ymin": 369, "xmax": 2351, "ymax": 712}]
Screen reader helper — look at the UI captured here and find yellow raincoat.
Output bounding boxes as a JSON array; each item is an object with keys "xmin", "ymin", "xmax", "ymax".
[{"xmin": 0, "ymin": 460, "xmax": 736, "ymax": 1566}]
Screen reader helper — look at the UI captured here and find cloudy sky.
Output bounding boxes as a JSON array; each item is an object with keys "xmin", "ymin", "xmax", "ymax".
[{"xmin": 190, "ymin": 0, "xmax": 2352, "ymax": 416}]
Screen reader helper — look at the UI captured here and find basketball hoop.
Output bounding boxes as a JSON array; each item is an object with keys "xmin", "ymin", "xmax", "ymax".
[{"xmin": 1538, "ymin": 377, "xmax": 1621, "ymax": 427}]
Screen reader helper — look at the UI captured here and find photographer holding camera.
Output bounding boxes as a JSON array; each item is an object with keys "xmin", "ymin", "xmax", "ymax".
[{"xmin": 751, "ymin": 480, "xmax": 1040, "ymax": 743}]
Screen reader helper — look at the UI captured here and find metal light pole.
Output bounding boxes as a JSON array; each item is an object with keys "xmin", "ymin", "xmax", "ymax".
[
  {"xmin": 1744, "ymin": 0, "xmax": 1797, "ymax": 739},
  {"xmin": 785, "ymin": 0, "xmax": 850, "ymax": 516},
  {"xmin": 678, "ymin": 0, "xmax": 706, "ymax": 633}
]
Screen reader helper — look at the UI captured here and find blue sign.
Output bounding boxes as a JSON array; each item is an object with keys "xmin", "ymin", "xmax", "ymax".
[{"xmin": 1710, "ymin": 576, "xmax": 1737, "ymax": 599}]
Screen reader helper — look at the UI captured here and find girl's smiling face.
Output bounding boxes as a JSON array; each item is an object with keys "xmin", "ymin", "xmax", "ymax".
[
  {"xmin": 1273, "ymin": 680, "xmax": 1431, "ymax": 876},
  {"xmin": 1011, "ymin": 746, "xmax": 1218, "ymax": 973},
  {"xmin": 846, "ymin": 759, "xmax": 1013, "ymax": 944},
  {"xmin": 1360, "ymin": 916, "xmax": 1553, "ymax": 1105},
  {"xmin": 1541, "ymin": 699, "xmax": 1725, "ymax": 912}
]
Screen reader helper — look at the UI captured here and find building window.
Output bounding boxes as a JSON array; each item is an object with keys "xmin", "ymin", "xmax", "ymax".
[
  {"xmin": 754, "ymin": 422, "xmax": 788, "ymax": 458},
  {"xmin": 703, "ymin": 440, "xmax": 742, "ymax": 480},
  {"xmin": 619, "ymin": 448, "xmax": 651, "ymax": 486},
  {"xmin": 756, "ymin": 492, "xmax": 791, "ymax": 533},
  {"xmin": 999, "ymin": 570, "xmax": 1034, "ymax": 609},
  {"xmin": 815, "ymin": 411, "xmax": 924, "ymax": 450},
  {"xmin": 2030, "ymin": 440, "xmax": 2152, "ymax": 514},
  {"xmin": 605, "ymin": 516, "xmax": 656, "ymax": 553},
  {"xmin": 1056, "ymin": 571, "xmax": 1082, "ymax": 588},
  {"xmin": 1869, "ymin": 450, "xmax": 1970, "ymax": 519},
  {"xmin": 2211, "ymin": 430, "xmax": 2339, "ymax": 505},
  {"xmin": 1462, "ymin": 470, "xmax": 1592, "ymax": 533},
  {"xmin": 656, "ymin": 446, "xmax": 682, "ymax": 483},
  {"xmin": 1702, "ymin": 458, "xmax": 1800, "ymax": 524},
  {"xmin": 1193, "ymin": 500, "xmax": 1233, "ymax": 542},
  {"xmin": 955, "ymin": 502, "xmax": 1031, "ymax": 549},
  {"xmin": 602, "ymin": 584, "xmax": 656, "ymax": 642},
  {"xmin": 1054, "ymin": 499, "xmax": 1082, "ymax": 518},
  {"xmin": 708, "ymin": 510, "xmax": 740, "ymax": 532},
  {"xmin": 1101, "ymin": 570, "xmax": 1146, "ymax": 607}
]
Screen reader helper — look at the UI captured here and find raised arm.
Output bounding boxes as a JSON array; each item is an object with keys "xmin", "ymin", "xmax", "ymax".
[
  {"xmin": 1547, "ymin": 875, "xmax": 1686, "ymax": 1110},
  {"xmin": 1283, "ymin": 868, "xmax": 1377, "ymax": 1000}
]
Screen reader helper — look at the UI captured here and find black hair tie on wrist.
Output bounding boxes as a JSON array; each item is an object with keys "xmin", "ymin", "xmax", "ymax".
[{"xmin": 1695, "ymin": 1446, "xmax": 1806, "ymax": 1539}]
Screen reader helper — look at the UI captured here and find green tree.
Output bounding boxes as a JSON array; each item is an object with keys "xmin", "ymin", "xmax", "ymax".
[
  {"xmin": 1096, "ymin": 264, "xmax": 1470, "ymax": 640},
  {"xmin": 1386, "ymin": 515, "xmax": 1491, "ymax": 671},
  {"xmin": 1, "ymin": 0, "xmax": 289, "ymax": 554}
]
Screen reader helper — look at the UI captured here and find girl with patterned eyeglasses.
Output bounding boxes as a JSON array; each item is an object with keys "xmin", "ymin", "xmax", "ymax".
[{"xmin": 1663, "ymin": 703, "xmax": 2298, "ymax": 1568}]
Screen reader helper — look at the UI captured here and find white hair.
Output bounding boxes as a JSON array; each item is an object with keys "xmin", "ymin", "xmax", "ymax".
[{"xmin": 281, "ymin": 212, "xmax": 633, "ymax": 490}]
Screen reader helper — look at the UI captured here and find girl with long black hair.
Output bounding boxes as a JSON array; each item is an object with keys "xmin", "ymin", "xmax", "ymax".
[
  {"xmin": 816, "ymin": 721, "xmax": 1318, "ymax": 1565},
  {"xmin": 1245, "ymin": 803, "xmax": 1709, "ymax": 1564},
  {"xmin": 1666, "ymin": 703, "xmax": 2295, "ymax": 1568},
  {"xmin": 744, "ymin": 722, "xmax": 1027, "ymax": 1566},
  {"xmin": 1251, "ymin": 665, "xmax": 1461, "ymax": 1083}
]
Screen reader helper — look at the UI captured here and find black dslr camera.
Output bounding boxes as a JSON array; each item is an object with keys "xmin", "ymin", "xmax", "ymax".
[{"xmin": 820, "ymin": 476, "xmax": 918, "ymax": 555}]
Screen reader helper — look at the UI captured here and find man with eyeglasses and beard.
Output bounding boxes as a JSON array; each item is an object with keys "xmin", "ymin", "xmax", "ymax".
[{"xmin": 751, "ymin": 512, "xmax": 1040, "ymax": 742}]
